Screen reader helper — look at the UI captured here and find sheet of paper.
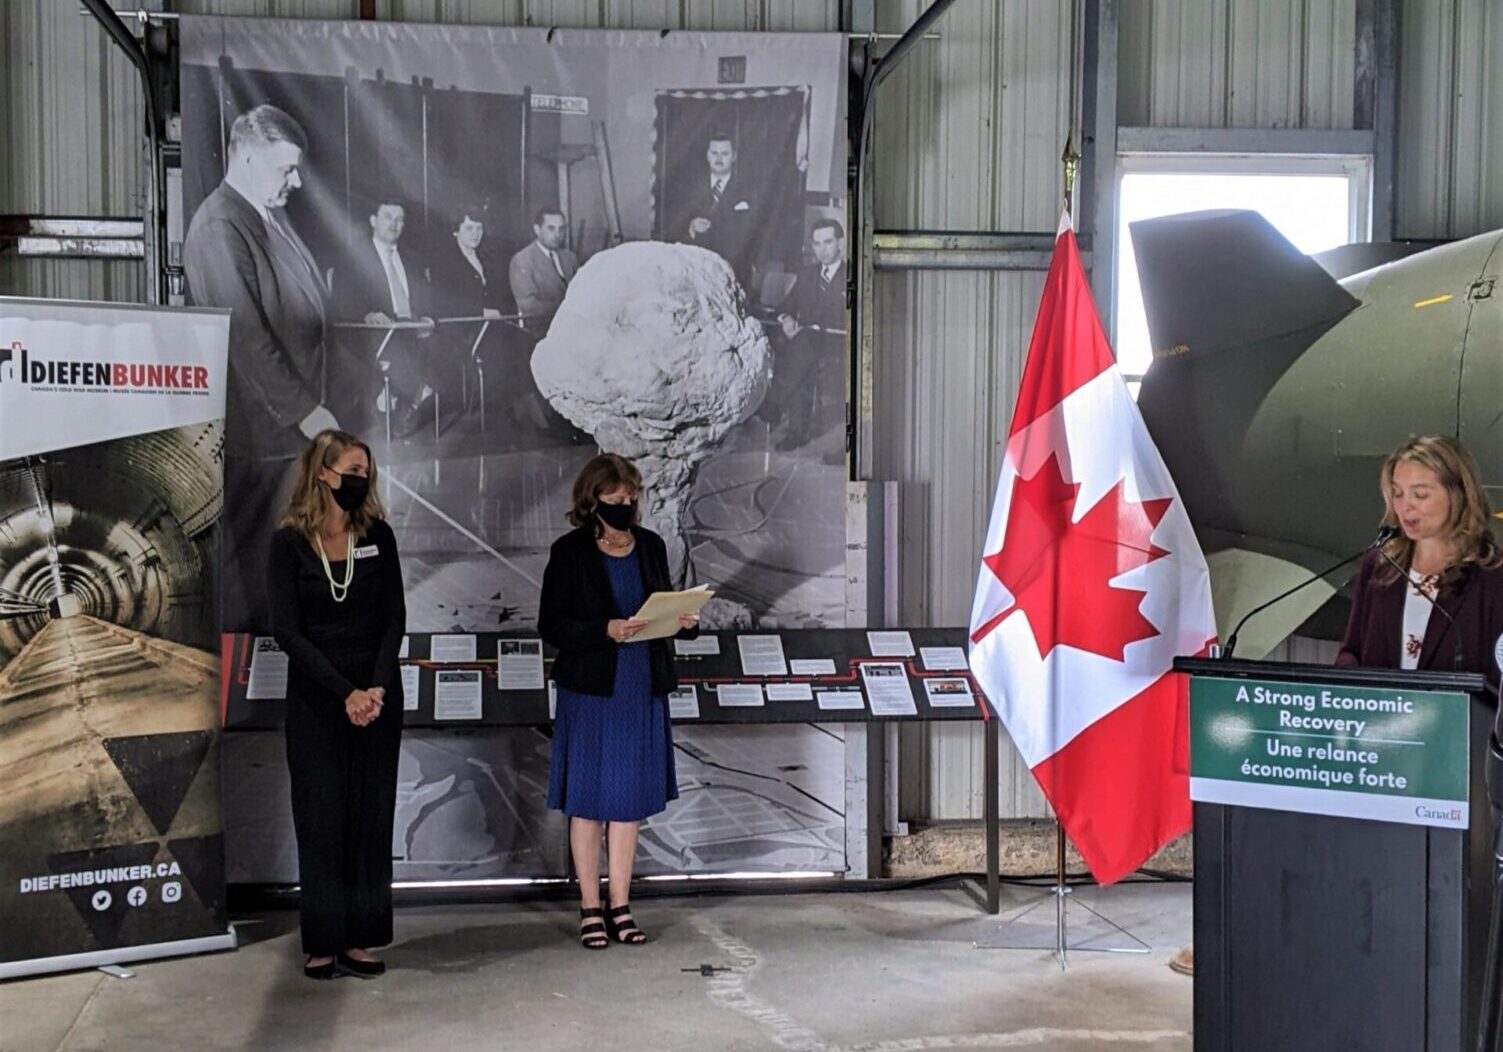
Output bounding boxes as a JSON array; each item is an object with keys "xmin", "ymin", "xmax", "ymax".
[
  {"xmin": 631, "ymin": 586, "xmax": 715, "ymax": 641},
  {"xmin": 924, "ymin": 677, "xmax": 976, "ymax": 708},
  {"xmin": 860, "ymin": 662, "xmax": 918, "ymax": 716},
  {"xmin": 816, "ymin": 690, "xmax": 866, "ymax": 712},
  {"xmin": 434, "ymin": 669, "xmax": 483, "ymax": 720},
  {"xmin": 766, "ymin": 683, "xmax": 814, "ymax": 702},
  {"xmin": 737, "ymin": 635, "xmax": 788, "ymax": 677},
  {"xmin": 789, "ymin": 658, "xmax": 837, "ymax": 676},
  {"xmin": 867, "ymin": 630, "xmax": 916, "ymax": 658},
  {"xmin": 668, "ymin": 686, "xmax": 700, "ymax": 719},
  {"xmin": 400, "ymin": 664, "xmax": 420, "ymax": 711},
  {"xmin": 919, "ymin": 646, "xmax": 969, "ymax": 671},
  {"xmin": 674, "ymin": 635, "xmax": 721, "ymax": 657},
  {"xmin": 430, "ymin": 634, "xmax": 477, "ymax": 663},
  {"xmin": 246, "ymin": 637, "xmax": 289, "ymax": 700},
  {"xmin": 398, "ymin": 635, "xmax": 410, "ymax": 659},
  {"xmin": 716, "ymin": 683, "xmax": 765, "ymax": 707},
  {"xmin": 498, "ymin": 639, "xmax": 545, "ymax": 690}
]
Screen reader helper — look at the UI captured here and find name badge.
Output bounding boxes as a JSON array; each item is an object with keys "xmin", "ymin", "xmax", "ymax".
[{"xmin": 352, "ymin": 545, "xmax": 380, "ymax": 560}]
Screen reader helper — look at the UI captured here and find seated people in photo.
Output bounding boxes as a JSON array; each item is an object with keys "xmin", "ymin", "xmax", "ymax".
[
  {"xmin": 508, "ymin": 207, "xmax": 577, "ymax": 336},
  {"xmin": 1336, "ymin": 434, "xmax": 1503, "ymax": 693},
  {"xmin": 674, "ymin": 133, "xmax": 761, "ymax": 291},
  {"xmin": 766, "ymin": 219, "xmax": 847, "ymax": 452},
  {"xmin": 332, "ymin": 198, "xmax": 441, "ymax": 439},
  {"xmin": 431, "ymin": 204, "xmax": 511, "ymax": 320}
]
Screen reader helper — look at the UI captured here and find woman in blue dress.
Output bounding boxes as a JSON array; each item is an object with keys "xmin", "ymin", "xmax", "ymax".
[{"xmin": 538, "ymin": 453, "xmax": 700, "ymax": 948}]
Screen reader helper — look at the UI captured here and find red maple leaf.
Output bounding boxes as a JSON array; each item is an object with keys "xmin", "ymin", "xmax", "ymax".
[{"xmin": 977, "ymin": 454, "xmax": 1172, "ymax": 660}]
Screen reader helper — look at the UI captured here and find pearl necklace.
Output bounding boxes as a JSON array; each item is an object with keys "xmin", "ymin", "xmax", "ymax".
[{"xmin": 315, "ymin": 530, "xmax": 355, "ymax": 602}]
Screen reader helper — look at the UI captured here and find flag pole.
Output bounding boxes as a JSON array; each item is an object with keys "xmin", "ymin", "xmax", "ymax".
[{"xmin": 973, "ymin": 0, "xmax": 1155, "ymax": 967}]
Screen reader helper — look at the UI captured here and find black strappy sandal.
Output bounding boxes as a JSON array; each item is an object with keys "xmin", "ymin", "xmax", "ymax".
[
  {"xmin": 579, "ymin": 906, "xmax": 609, "ymax": 950},
  {"xmin": 606, "ymin": 903, "xmax": 648, "ymax": 945}
]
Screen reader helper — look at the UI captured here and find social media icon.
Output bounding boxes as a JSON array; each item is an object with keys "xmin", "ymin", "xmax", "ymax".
[
  {"xmin": 91, "ymin": 890, "xmax": 112, "ymax": 912},
  {"xmin": 161, "ymin": 882, "xmax": 182, "ymax": 904},
  {"xmin": 126, "ymin": 885, "xmax": 147, "ymax": 908}
]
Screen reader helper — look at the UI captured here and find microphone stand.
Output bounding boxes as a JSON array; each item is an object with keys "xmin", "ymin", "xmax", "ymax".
[
  {"xmin": 1220, "ymin": 525, "xmax": 1398, "ymax": 660},
  {"xmin": 1373, "ymin": 546, "xmax": 1466, "ymax": 671}
]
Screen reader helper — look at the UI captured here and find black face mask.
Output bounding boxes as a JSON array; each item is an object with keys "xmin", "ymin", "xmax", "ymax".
[
  {"xmin": 596, "ymin": 501, "xmax": 636, "ymax": 532},
  {"xmin": 328, "ymin": 472, "xmax": 369, "ymax": 513}
]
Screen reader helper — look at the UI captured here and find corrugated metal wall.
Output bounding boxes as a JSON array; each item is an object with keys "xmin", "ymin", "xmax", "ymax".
[
  {"xmin": 4, "ymin": 0, "xmax": 1501, "ymax": 824},
  {"xmin": 1117, "ymin": 0, "xmax": 1356, "ymax": 130},
  {"xmin": 0, "ymin": 2, "xmax": 146, "ymax": 302},
  {"xmin": 1395, "ymin": 0, "xmax": 1503, "ymax": 239}
]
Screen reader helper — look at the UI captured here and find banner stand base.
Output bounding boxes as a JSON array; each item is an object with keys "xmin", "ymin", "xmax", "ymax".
[
  {"xmin": 0, "ymin": 927, "xmax": 238, "ymax": 982},
  {"xmin": 972, "ymin": 884, "xmax": 1151, "ymax": 967},
  {"xmin": 971, "ymin": 824, "xmax": 1151, "ymax": 969}
]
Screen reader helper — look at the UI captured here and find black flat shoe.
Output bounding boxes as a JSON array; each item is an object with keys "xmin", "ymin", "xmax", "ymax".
[
  {"xmin": 335, "ymin": 952, "xmax": 386, "ymax": 978},
  {"xmin": 304, "ymin": 958, "xmax": 336, "ymax": 980}
]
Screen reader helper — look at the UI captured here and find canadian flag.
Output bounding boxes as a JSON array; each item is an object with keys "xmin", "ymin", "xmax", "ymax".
[{"xmin": 968, "ymin": 212, "xmax": 1217, "ymax": 885}]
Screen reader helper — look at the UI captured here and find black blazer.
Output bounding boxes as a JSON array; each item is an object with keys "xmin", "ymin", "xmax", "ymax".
[
  {"xmin": 183, "ymin": 183, "xmax": 327, "ymax": 459},
  {"xmin": 431, "ymin": 240, "xmax": 513, "ymax": 319},
  {"xmin": 672, "ymin": 170, "xmax": 761, "ymax": 286},
  {"xmin": 538, "ymin": 525, "xmax": 699, "ymax": 697},
  {"xmin": 1336, "ymin": 549, "xmax": 1503, "ymax": 695},
  {"xmin": 332, "ymin": 237, "xmax": 433, "ymax": 323},
  {"xmin": 780, "ymin": 260, "xmax": 847, "ymax": 332}
]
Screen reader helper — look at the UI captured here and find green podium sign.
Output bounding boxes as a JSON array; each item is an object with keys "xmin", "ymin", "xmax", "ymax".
[{"xmin": 1189, "ymin": 676, "xmax": 1470, "ymax": 829}]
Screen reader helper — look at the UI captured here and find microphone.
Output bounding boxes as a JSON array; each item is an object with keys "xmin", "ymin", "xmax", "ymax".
[
  {"xmin": 1373, "ymin": 542, "xmax": 1465, "ymax": 671},
  {"xmin": 1220, "ymin": 524, "xmax": 1399, "ymax": 660}
]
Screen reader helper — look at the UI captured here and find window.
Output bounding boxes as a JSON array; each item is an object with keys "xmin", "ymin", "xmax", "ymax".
[{"xmin": 1113, "ymin": 155, "xmax": 1371, "ymax": 379}]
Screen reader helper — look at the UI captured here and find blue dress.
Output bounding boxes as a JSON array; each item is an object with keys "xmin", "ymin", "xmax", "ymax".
[{"xmin": 547, "ymin": 548, "xmax": 678, "ymax": 821}]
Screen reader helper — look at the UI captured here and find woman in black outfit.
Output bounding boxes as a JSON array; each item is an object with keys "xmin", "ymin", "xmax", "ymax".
[
  {"xmin": 539, "ymin": 453, "xmax": 699, "ymax": 949},
  {"xmin": 267, "ymin": 429, "xmax": 406, "ymax": 980}
]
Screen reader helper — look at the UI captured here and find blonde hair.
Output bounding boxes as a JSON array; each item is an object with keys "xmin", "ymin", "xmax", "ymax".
[
  {"xmin": 567, "ymin": 453, "xmax": 642, "ymax": 531},
  {"xmin": 1375, "ymin": 434, "xmax": 1500, "ymax": 588},
  {"xmin": 279, "ymin": 429, "xmax": 384, "ymax": 539}
]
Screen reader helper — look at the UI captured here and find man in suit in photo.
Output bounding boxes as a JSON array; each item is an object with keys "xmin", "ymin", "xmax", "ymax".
[
  {"xmin": 332, "ymin": 197, "xmax": 441, "ymax": 438},
  {"xmin": 769, "ymin": 218, "xmax": 847, "ymax": 452},
  {"xmin": 676, "ymin": 133, "xmax": 761, "ymax": 291},
  {"xmin": 508, "ymin": 207, "xmax": 577, "ymax": 336},
  {"xmin": 183, "ymin": 103, "xmax": 337, "ymax": 633}
]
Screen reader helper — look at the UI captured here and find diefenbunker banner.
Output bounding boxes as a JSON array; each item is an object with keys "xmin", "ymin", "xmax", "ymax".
[{"xmin": 0, "ymin": 297, "xmax": 235, "ymax": 979}]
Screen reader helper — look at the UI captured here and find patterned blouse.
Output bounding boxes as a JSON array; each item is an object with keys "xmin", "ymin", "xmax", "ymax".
[{"xmin": 1400, "ymin": 569, "xmax": 1441, "ymax": 669}]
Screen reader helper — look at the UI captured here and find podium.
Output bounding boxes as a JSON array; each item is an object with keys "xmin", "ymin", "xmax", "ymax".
[{"xmin": 1177, "ymin": 658, "xmax": 1488, "ymax": 1052}]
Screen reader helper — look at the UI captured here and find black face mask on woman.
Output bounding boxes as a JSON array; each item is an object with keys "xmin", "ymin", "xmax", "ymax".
[
  {"xmin": 596, "ymin": 501, "xmax": 636, "ymax": 532},
  {"xmin": 328, "ymin": 472, "xmax": 369, "ymax": 513}
]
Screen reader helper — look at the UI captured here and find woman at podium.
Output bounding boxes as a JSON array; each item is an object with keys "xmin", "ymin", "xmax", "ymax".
[
  {"xmin": 538, "ymin": 453, "xmax": 700, "ymax": 949},
  {"xmin": 1337, "ymin": 435, "xmax": 1503, "ymax": 688}
]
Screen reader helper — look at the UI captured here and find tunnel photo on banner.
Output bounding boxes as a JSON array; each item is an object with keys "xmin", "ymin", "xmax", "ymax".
[
  {"xmin": 178, "ymin": 17, "xmax": 853, "ymax": 885},
  {"xmin": 0, "ymin": 297, "xmax": 234, "ymax": 980}
]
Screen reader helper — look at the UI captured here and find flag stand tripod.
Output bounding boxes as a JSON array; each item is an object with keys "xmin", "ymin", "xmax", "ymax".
[{"xmin": 973, "ymin": 823, "xmax": 1151, "ymax": 969}]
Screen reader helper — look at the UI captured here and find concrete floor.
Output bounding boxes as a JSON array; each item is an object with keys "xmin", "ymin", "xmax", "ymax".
[{"xmin": 0, "ymin": 883, "xmax": 1192, "ymax": 1052}]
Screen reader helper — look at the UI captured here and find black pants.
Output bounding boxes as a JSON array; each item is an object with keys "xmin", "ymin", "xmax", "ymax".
[
  {"xmin": 222, "ymin": 455, "xmax": 297, "ymax": 633},
  {"xmin": 769, "ymin": 331, "xmax": 843, "ymax": 449},
  {"xmin": 285, "ymin": 694, "xmax": 403, "ymax": 956}
]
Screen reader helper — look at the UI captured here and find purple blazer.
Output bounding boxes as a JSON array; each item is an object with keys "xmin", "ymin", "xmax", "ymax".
[{"xmin": 1335, "ymin": 549, "xmax": 1503, "ymax": 694}]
